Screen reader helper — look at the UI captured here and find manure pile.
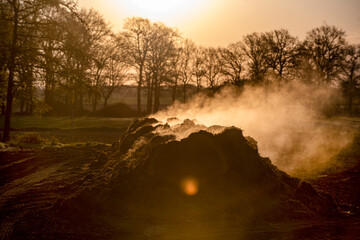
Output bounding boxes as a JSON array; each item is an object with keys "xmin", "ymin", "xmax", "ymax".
[
  {"xmin": 101, "ymin": 118, "xmax": 339, "ymax": 221},
  {"xmin": 1, "ymin": 118, "xmax": 353, "ymax": 239}
]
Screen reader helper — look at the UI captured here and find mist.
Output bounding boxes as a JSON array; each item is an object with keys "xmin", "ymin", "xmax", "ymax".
[{"xmin": 154, "ymin": 81, "xmax": 354, "ymax": 178}]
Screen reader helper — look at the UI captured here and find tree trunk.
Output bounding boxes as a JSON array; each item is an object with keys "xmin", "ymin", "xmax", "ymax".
[
  {"xmin": 137, "ymin": 83, "xmax": 142, "ymax": 113},
  {"xmin": 45, "ymin": 85, "xmax": 51, "ymax": 106},
  {"xmin": 20, "ymin": 93, "xmax": 24, "ymax": 113},
  {"xmin": 183, "ymin": 84, "xmax": 187, "ymax": 103},
  {"xmin": 153, "ymin": 80, "xmax": 160, "ymax": 113},
  {"xmin": 0, "ymin": 99, "xmax": 5, "ymax": 116},
  {"xmin": 103, "ymin": 97, "xmax": 108, "ymax": 108},
  {"xmin": 196, "ymin": 76, "xmax": 201, "ymax": 93},
  {"xmin": 70, "ymin": 90, "xmax": 74, "ymax": 129},
  {"xmin": 146, "ymin": 80, "xmax": 153, "ymax": 114},
  {"xmin": 348, "ymin": 94, "xmax": 353, "ymax": 114},
  {"xmin": 347, "ymin": 65, "xmax": 355, "ymax": 115},
  {"xmin": 92, "ymin": 92, "xmax": 98, "ymax": 113},
  {"xmin": 78, "ymin": 92, "xmax": 83, "ymax": 113},
  {"xmin": 28, "ymin": 81, "xmax": 33, "ymax": 114},
  {"xmin": 172, "ymin": 78, "xmax": 177, "ymax": 102},
  {"xmin": 137, "ymin": 66, "xmax": 143, "ymax": 113},
  {"xmin": 3, "ymin": 3, "xmax": 18, "ymax": 142},
  {"xmin": 71, "ymin": 108, "xmax": 74, "ymax": 130},
  {"xmin": 44, "ymin": 70, "xmax": 54, "ymax": 108},
  {"xmin": 74, "ymin": 92, "xmax": 78, "ymax": 114},
  {"xmin": 92, "ymin": 100, "xmax": 97, "ymax": 113}
]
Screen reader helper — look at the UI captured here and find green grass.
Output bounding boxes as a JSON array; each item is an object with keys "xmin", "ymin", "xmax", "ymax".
[{"xmin": 0, "ymin": 116, "xmax": 135, "ymax": 129}]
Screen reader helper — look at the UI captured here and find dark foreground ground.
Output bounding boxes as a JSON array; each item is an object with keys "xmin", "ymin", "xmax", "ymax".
[{"xmin": 0, "ymin": 120, "xmax": 360, "ymax": 240}]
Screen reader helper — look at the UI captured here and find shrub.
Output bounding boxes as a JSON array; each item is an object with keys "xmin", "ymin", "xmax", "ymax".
[
  {"xmin": 17, "ymin": 132, "xmax": 44, "ymax": 144},
  {"xmin": 49, "ymin": 136, "xmax": 60, "ymax": 145},
  {"xmin": 0, "ymin": 142, "xmax": 6, "ymax": 150},
  {"xmin": 94, "ymin": 102, "xmax": 141, "ymax": 118}
]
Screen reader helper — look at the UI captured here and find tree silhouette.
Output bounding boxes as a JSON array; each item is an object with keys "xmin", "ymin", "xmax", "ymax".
[
  {"xmin": 101, "ymin": 34, "xmax": 128, "ymax": 108},
  {"xmin": 123, "ymin": 17, "xmax": 152, "ymax": 113},
  {"xmin": 219, "ymin": 42, "xmax": 244, "ymax": 85},
  {"xmin": 83, "ymin": 9, "xmax": 112, "ymax": 112},
  {"xmin": 168, "ymin": 44, "xmax": 182, "ymax": 102},
  {"xmin": 341, "ymin": 44, "xmax": 360, "ymax": 113},
  {"xmin": 1, "ymin": 0, "xmax": 78, "ymax": 141},
  {"xmin": 303, "ymin": 25, "xmax": 346, "ymax": 84},
  {"xmin": 203, "ymin": 47, "xmax": 222, "ymax": 90},
  {"xmin": 146, "ymin": 22, "xmax": 179, "ymax": 112},
  {"xmin": 263, "ymin": 29, "xmax": 301, "ymax": 82},
  {"xmin": 241, "ymin": 33, "xmax": 268, "ymax": 84},
  {"xmin": 193, "ymin": 46, "xmax": 206, "ymax": 93},
  {"xmin": 0, "ymin": 3, "xmax": 359, "ymax": 129},
  {"xmin": 179, "ymin": 39, "xmax": 196, "ymax": 102}
]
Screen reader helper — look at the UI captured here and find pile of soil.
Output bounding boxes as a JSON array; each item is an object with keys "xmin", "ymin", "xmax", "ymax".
[
  {"xmin": 1, "ymin": 118, "xmax": 357, "ymax": 239},
  {"xmin": 103, "ymin": 118, "xmax": 339, "ymax": 220}
]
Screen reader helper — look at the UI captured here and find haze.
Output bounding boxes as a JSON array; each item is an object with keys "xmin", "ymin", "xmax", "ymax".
[{"xmin": 78, "ymin": 0, "xmax": 360, "ymax": 46}]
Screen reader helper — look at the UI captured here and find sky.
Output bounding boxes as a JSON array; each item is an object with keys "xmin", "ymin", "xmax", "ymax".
[{"xmin": 78, "ymin": 0, "xmax": 360, "ymax": 47}]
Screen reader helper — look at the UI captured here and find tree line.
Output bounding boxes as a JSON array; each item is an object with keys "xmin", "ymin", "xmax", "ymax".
[{"xmin": 1, "ymin": 0, "xmax": 359, "ymax": 141}]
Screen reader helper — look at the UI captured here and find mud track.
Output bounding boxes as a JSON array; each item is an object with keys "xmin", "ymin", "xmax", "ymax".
[{"xmin": 0, "ymin": 145, "xmax": 110, "ymax": 239}]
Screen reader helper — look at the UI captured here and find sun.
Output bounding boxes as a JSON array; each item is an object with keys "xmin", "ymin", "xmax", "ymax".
[{"xmin": 122, "ymin": 0, "xmax": 202, "ymax": 21}]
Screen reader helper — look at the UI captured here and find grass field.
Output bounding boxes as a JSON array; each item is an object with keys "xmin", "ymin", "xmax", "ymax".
[
  {"xmin": 2, "ymin": 115, "xmax": 360, "ymax": 129},
  {"xmin": 0, "ymin": 116, "xmax": 134, "ymax": 129},
  {"xmin": 0, "ymin": 116, "xmax": 135, "ymax": 144},
  {"xmin": 1, "ymin": 115, "xmax": 359, "ymax": 144},
  {"xmin": 332, "ymin": 116, "xmax": 360, "ymax": 122}
]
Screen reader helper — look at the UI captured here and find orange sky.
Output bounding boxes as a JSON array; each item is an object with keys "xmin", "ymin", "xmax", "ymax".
[{"xmin": 78, "ymin": 0, "xmax": 360, "ymax": 47}]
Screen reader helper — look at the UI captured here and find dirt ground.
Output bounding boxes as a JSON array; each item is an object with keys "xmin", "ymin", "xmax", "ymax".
[{"xmin": 0, "ymin": 123, "xmax": 360, "ymax": 239}]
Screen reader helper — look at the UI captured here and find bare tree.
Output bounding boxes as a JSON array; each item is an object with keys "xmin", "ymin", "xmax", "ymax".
[
  {"xmin": 241, "ymin": 32, "xmax": 269, "ymax": 84},
  {"xmin": 193, "ymin": 46, "xmax": 206, "ymax": 92},
  {"xmin": 83, "ymin": 9, "xmax": 112, "ymax": 112},
  {"xmin": 341, "ymin": 44, "xmax": 360, "ymax": 113},
  {"xmin": 1, "ymin": 0, "xmax": 77, "ymax": 141},
  {"xmin": 2, "ymin": 0, "xmax": 21, "ymax": 141},
  {"xmin": 303, "ymin": 25, "xmax": 346, "ymax": 84},
  {"xmin": 263, "ymin": 29, "xmax": 300, "ymax": 81},
  {"xmin": 203, "ymin": 47, "xmax": 222, "ymax": 90},
  {"xmin": 89, "ymin": 42, "xmax": 108, "ymax": 112},
  {"xmin": 123, "ymin": 17, "xmax": 152, "ymax": 113},
  {"xmin": 179, "ymin": 39, "xmax": 196, "ymax": 102},
  {"xmin": 0, "ymin": 2, "xmax": 10, "ymax": 115},
  {"xmin": 145, "ymin": 21, "xmax": 179, "ymax": 113},
  {"xmin": 101, "ymin": 35, "xmax": 129, "ymax": 108},
  {"xmin": 16, "ymin": 28, "xmax": 39, "ymax": 114},
  {"xmin": 168, "ymin": 45, "xmax": 182, "ymax": 102},
  {"xmin": 219, "ymin": 42, "xmax": 245, "ymax": 85},
  {"xmin": 57, "ymin": 8, "xmax": 93, "ymax": 127},
  {"xmin": 40, "ymin": 8, "xmax": 63, "ymax": 111}
]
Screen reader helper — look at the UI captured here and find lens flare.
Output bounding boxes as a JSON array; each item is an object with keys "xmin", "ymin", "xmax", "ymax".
[{"xmin": 181, "ymin": 177, "xmax": 199, "ymax": 196}]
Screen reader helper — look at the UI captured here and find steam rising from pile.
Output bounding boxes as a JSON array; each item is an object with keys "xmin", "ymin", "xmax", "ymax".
[{"xmin": 154, "ymin": 82, "xmax": 354, "ymax": 178}]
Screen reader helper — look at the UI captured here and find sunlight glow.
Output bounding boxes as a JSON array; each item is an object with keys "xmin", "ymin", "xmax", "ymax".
[
  {"xmin": 181, "ymin": 177, "xmax": 199, "ymax": 196},
  {"xmin": 122, "ymin": 0, "xmax": 203, "ymax": 22}
]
